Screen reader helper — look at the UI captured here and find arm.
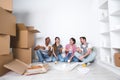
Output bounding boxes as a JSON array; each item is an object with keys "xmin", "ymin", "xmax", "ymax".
[
  {"xmin": 69, "ymin": 45, "xmax": 77, "ymax": 62},
  {"xmin": 59, "ymin": 45, "xmax": 63, "ymax": 53},
  {"xmin": 52, "ymin": 47, "xmax": 58, "ymax": 59},
  {"xmin": 65, "ymin": 44, "xmax": 69, "ymax": 55},
  {"xmin": 34, "ymin": 45, "xmax": 45, "ymax": 50},
  {"xmin": 79, "ymin": 48, "xmax": 92, "ymax": 60}
]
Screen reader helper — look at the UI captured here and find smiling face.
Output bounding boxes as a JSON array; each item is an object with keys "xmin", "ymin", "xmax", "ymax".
[
  {"xmin": 45, "ymin": 37, "xmax": 50, "ymax": 45},
  {"xmin": 80, "ymin": 38, "xmax": 86, "ymax": 44},
  {"xmin": 55, "ymin": 38, "xmax": 60, "ymax": 44},
  {"xmin": 55, "ymin": 37, "xmax": 60, "ymax": 45},
  {"xmin": 69, "ymin": 38, "xmax": 76, "ymax": 45},
  {"xmin": 69, "ymin": 39, "xmax": 74, "ymax": 45}
]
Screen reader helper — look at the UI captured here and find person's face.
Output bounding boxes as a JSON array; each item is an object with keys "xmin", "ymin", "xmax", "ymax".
[
  {"xmin": 70, "ymin": 39, "xmax": 74, "ymax": 45},
  {"xmin": 80, "ymin": 38, "xmax": 85, "ymax": 44},
  {"xmin": 46, "ymin": 38, "xmax": 50, "ymax": 44},
  {"xmin": 55, "ymin": 38, "xmax": 60, "ymax": 43}
]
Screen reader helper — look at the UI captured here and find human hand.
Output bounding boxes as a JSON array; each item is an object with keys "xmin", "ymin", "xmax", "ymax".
[
  {"xmin": 76, "ymin": 47, "xmax": 82, "ymax": 53},
  {"xmin": 34, "ymin": 45, "xmax": 41, "ymax": 50},
  {"xmin": 48, "ymin": 46, "xmax": 51, "ymax": 50},
  {"xmin": 68, "ymin": 60, "xmax": 71, "ymax": 63},
  {"xmin": 79, "ymin": 56, "xmax": 84, "ymax": 60}
]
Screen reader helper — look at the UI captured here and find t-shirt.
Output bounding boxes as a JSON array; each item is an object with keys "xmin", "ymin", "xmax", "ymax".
[
  {"xmin": 40, "ymin": 44, "xmax": 52, "ymax": 54},
  {"xmin": 52, "ymin": 44, "xmax": 63, "ymax": 55},
  {"xmin": 42, "ymin": 44, "xmax": 52, "ymax": 50},
  {"xmin": 65, "ymin": 44, "xmax": 77, "ymax": 54},
  {"xmin": 80, "ymin": 43, "xmax": 92, "ymax": 50}
]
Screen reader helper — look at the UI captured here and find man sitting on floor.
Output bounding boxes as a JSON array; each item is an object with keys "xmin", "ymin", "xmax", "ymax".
[
  {"xmin": 34, "ymin": 37, "xmax": 52, "ymax": 63},
  {"xmin": 74, "ymin": 37, "xmax": 96, "ymax": 66}
]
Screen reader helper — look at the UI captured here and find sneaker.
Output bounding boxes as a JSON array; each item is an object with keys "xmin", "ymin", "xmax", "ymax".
[
  {"xmin": 54, "ymin": 61, "xmax": 58, "ymax": 64},
  {"xmin": 42, "ymin": 61, "xmax": 46, "ymax": 64},
  {"xmin": 81, "ymin": 63, "xmax": 87, "ymax": 67}
]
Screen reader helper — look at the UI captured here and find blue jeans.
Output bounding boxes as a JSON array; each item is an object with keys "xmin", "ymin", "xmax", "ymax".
[
  {"xmin": 74, "ymin": 51, "xmax": 96, "ymax": 63},
  {"xmin": 52, "ymin": 54, "xmax": 64, "ymax": 62},
  {"xmin": 64, "ymin": 53, "xmax": 79, "ymax": 62},
  {"xmin": 35, "ymin": 50, "xmax": 52, "ymax": 62}
]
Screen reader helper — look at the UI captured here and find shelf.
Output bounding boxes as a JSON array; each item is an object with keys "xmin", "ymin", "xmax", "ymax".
[
  {"xmin": 111, "ymin": 31, "xmax": 120, "ymax": 48},
  {"xmin": 100, "ymin": 31, "xmax": 110, "ymax": 35},
  {"xmin": 99, "ymin": 0, "xmax": 120, "ymax": 73},
  {"xmin": 111, "ymin": 28, "xmax": 120, "ymax": 32},
  {"xmin": 99, "ymin": 16, "xmax": 109, "ymax": 22},
  {"xmin": 99, "ymin": 0, "xmax": 108, "ymax": 9},
  {"xmin": 110, "ymin": 25, "xmax": 120, "ymax": 32},
  {"xmin": 101, "ymin": 46, "xmax": 111, "ymax": 49},
  {"xmin": 111, "ymin": 46, "xmax": 120, "ymax": 49},
  {"xmin": 110, "ymin": 9, "xmax": 120, "ymax": 16},
  {"xmin": 100, "ymin": 48, "xmax": 111, "ymax": 63}
]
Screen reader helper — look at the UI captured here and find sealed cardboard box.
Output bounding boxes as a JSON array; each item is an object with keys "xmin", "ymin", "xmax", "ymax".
[
  {"xmin": 114, "ymin": 53, "xmax": 120, "ymax": 67},
  {"xmin": 0, "ymin": 35, "xmax": 10, "ymax": 55},
  {"xmin": 11, "ymin": 24, "xmax": 39, "ymax": 48},
  {"xmin": 12, "ymin": 48, "xmax": 33, "ymax": 64},
  {"xmin": 0, "ymin": 54, "xmax": 13, "ymax": 76},
  {"xmin": 0, "ymin": 0, "xmax": 12, "ymax": 11},
  {"xmin": 0, "ymin": 7, "xmax": 16, "ymax": 36}
]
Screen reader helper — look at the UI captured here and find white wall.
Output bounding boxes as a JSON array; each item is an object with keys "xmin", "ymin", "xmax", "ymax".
[{"xmin": 13, "ymin": 0, "xmax": 99, "ymax": 47}]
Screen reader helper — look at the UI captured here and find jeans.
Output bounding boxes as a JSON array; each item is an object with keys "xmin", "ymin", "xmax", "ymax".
[
  {"xmin": 64, "ymin": 53, "xmax": 79, "ymax": 62},
  {"xmin": 74, "ymin": 51, "xmax": 96, "ymax": 63},
  {"xmin": 35, "ymin": 50, "xmax": 52, "ymax": 62},
  {"xmin": 52, "ymin": 54, "xmax": 64, "ymax": 62}
]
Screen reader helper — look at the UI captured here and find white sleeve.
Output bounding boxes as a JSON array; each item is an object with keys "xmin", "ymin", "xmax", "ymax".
[{"xmin": 88, "ymin": 44, "xmax": 93, "ymax": 49}]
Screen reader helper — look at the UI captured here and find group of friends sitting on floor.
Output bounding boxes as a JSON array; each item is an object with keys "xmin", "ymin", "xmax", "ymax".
[{"xmin": 34, "ymin": 36, "xmax": 96, "ymax": 65}]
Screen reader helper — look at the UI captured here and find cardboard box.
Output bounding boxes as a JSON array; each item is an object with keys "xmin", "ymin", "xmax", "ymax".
[
  {"xmin": 114, "ymin": 53, "xmax": 120, "ymax": 67},
  {"xmin": 0, "ymin": 54, "xmax": 13, "ymax": 76},
  {"xmin": 4, "ymin": 59, "xmax": 49, "ymax": 75},
  {"xmin": 12, "ymin": 48, "xmax": 33, "ymax": 64},
  {"xmin": 0, "ymin": 7, "xmax": 16, "ymax": 36},
  {"xmin": 0, "ymin": 35, "xmax": 10, "ymax": 55},
  {"xmin": 4, "ymin": 59, "xmax": 28, "ymax": 75},
  {"xmin": 0, "ymin": 0, "xmax": 12, "ymax": 11},
  {"xmin": 11, "ymin": 24, "xmax": 39, "ymax": 48}
]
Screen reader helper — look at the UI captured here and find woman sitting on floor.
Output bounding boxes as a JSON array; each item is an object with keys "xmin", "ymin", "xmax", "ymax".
[
  {"xmin": 52, "ymin": 37, "xmax": 64, "ymax": 63},
  {"xmin": 64, "ymin": 37, "xmax": 79, "ymax": 62}
]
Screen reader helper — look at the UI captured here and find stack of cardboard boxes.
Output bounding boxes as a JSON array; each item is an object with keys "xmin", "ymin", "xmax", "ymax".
[
  {"xmin": 0, "ymin": 0, "xmax": 39, "ymax": 76},
  {"xmin": 11, "ymin": 24, "xmax": 39, "ymax": 64},
  {"xmin": 0, "ymin": 0, "xmax": 15, "ymax": 76}
]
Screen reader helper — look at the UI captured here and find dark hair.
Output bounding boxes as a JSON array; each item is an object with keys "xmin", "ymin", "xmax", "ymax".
[
  {"xmin": 80, "ymin": 36, "xmax": 86, "ymax": 41},
  {"xmin": 53, "ymin": 37, "xmax": 60, "ymax": 54},
  {"xmin": 70, "ymin": 37, "xmax": 76, "ymax": 44},
  {"xmin": 45, "ymin": 37, "xmax": 50, "ymax": 41},
  {"xmin": 55, "ymin": 37, "xmax": 60, "ymax": 41}
]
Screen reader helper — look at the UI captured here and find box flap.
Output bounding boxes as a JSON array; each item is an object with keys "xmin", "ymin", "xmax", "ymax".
[
  {"xmin": 0, "ymin": 0, "xmax": 12, "ymax": 11},
  {"xmin": 0, "ymin": 7, "xmax": 16, "ymax": 36},
  {"xmin": 4, "ymin": 59, "xmax": 28, "ymax": 75},
  {"xmin": 16, "ymin": 24, "xmax": 27, "ymax": 31},
  {"xmin": 29, "ymin": 30, "xmax": 40, "ymax": 33},
  {"xmin": 26, "ymin": 27, "xmax": 40, "ymax": 33},
  {"xmin": 26, "ymin": 26, "xmax": 34, "ymax": 30}
]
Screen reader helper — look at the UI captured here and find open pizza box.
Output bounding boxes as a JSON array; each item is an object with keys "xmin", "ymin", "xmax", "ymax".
[{"xmin": 4, "ymin": 59, "xmax": 49, "ymax": 75}]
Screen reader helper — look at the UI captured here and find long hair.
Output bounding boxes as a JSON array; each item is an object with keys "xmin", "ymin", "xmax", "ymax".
[{"xmin": 52, "ymin": 37, "xmax": 60, "ymax": 54}]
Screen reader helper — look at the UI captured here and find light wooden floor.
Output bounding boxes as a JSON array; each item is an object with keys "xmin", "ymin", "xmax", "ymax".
[{"xmin": 0, "ymin": 62, "xmax": 120, "ymax": 80}]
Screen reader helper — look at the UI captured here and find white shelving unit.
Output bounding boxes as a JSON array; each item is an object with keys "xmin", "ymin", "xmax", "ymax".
[{"xmin": 99, "ymin": 0, "xmax": 120, "ymax": 74}]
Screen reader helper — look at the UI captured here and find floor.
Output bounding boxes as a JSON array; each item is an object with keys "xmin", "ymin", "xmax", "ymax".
[{"xmin": 0, "ymin": 62, "xmax": 120, "ymax": 80}]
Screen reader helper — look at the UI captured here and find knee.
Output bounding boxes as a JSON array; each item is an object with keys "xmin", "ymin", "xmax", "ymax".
[{"xmin": 60, "ymin": 59, "xmax": 64, "ymax": 62}]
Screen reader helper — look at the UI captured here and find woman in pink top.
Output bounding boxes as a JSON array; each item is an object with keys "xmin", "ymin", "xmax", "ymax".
[{"xmin": 65, "ymin": 37, "xmax": 79, "ymax": 62}]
